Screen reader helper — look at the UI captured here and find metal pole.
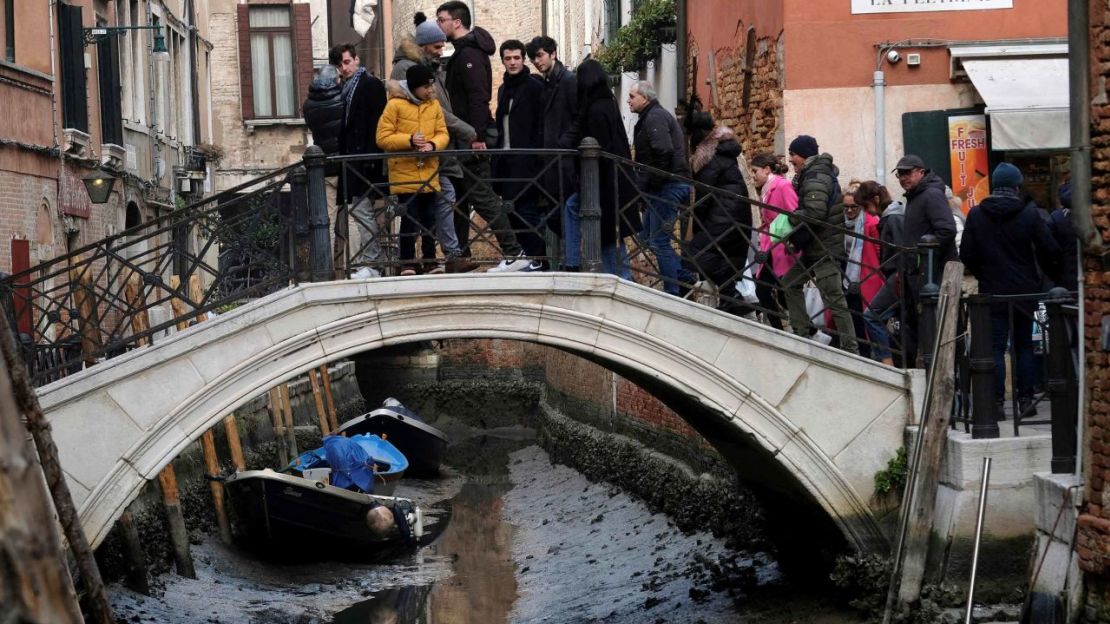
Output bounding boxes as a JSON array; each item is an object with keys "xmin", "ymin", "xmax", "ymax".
[
  {"xmin": 917, "ymin": 235, "xmax": 940, "ymax": 370},
  {"xmin": 578, "ymin": 138, "xmax": 603, "ymax": 273},
  {"xmin": 1046, "ymin": 287, "xmax": 1078, "ymax": 473},
  {"xmin": 303, "ymin": 146, "xmax": 333, "ymax": 282},
  {"xmin": 968, "ymin": 294, "xmax": 1000, "ymax": 439},
  {"xmin": 964, "ymin": 456, "xmax": 992, "ymax": 624},
  {"xmin": 874, "ymin": 69, "xmax": 886, "ymax": 181},
  {"xmin": 289, "ymin": 165, "xmax": 310, "ymax": 283},
  {"xmin": 1068, "ymin": 0, "xmax": 1098, "ymax": 249}
]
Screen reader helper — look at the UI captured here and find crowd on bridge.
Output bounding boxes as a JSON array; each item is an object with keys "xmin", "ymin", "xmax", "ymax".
[{"xmin": 301, "ymin": 1, "xmax": 1077, "ymax": 418}]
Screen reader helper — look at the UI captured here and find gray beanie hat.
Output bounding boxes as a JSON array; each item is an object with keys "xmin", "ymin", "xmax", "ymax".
[{"xmin": 414, "ymin": 21, "xmax": 445, "ymax": 46}]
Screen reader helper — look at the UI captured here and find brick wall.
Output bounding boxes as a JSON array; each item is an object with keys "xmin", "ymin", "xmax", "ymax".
[
  {"xmin": 686, "ymin": 24, "xmax": 784, "ymax": 158},
  {"xmin": 1077, "ymin": 2, "xmax": 1110, "ymax": 619}
]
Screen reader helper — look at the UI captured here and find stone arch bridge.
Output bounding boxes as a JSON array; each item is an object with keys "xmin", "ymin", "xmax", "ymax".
[{"xmin": 36, "ymin": 274, "xmax": 922, "ymax": 554}]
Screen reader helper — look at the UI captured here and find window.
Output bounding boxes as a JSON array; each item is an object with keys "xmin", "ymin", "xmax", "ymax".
[
  {"xmin": 603, "ymin": 0, "xmax": 620, "ymax": 45},
  {"xmin": 3, "ymin": 0, "xmax": 14, "ymax": 62},
  {"xmin": 248, "ymin": 6, "xmax": 295, "ymax": 118},
  {"xmin": 57, "ymin": 2, "xmax": 88, "ymax": 132},
  {"xmin": 96, "ymin": 24, "xmax": 124, "ymax": 145}
]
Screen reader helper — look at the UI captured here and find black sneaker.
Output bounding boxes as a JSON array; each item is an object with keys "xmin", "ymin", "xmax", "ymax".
[{"xmin": 521, "ymin": 260, "xmax": 544, "ymax": 272}]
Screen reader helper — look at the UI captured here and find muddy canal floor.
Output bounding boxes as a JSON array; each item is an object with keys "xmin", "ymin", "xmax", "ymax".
[{"xmin": 108, "ymin": 430, "xmax": 865, "ymax": 623}]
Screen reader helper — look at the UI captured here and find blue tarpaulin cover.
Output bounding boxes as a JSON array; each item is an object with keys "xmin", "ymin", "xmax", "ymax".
[{"xmin": 284, "ymin": 434, "xmax": 409, "ymax": 493}]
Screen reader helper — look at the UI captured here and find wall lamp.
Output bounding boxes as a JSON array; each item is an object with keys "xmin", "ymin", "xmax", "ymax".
[
  {"xmin": 83, "ymin": 16, "xmax": 169, "ymax": 63},
  {"xmin": 81, "ymin": 168, "xmax": 117, "ymax": 204}
]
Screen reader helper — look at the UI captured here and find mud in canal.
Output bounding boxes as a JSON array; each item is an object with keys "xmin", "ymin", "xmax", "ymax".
[{"xmin": 108, "ymin": 426, "xmax": 865, "ymax": 623}]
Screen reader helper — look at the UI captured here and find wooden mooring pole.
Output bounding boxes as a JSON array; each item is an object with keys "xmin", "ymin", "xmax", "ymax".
[
  {"xmin": 319, "ymin": 364, "xmax": 338, "ymax": 431},
  {"xmin": 201, "ymin": 430, "xmax": 233, "ymax": 544},
  {"xmin": 157, "ymin": 464, "xmax": 196, "ymax": 579},
  {"xmin": 309, "ymin": 368, "xmax": 331, "ymax": 436},
  {"xmin": 268, "ymin": 387, "xmax": 290, "ymax": 466},
  {"xmin": 117, "ymin": 507, "xmax": 150, "ymax": 595},
  {"xmin": 280, "ymin": 383, "xmax": 298, "ymax": 457},
  {"xmin": 224, "ymin": 415, "xmax": 246, "ymax": 471}
]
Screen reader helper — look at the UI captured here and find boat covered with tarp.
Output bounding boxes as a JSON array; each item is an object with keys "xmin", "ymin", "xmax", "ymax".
[{"xmin": 338, "ymin": 398, "xmax": 448, "ymax": 478}]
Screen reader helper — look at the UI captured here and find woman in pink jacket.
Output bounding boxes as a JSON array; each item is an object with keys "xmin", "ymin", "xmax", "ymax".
[{"xmin": 751, "ymin": 153, "xmax": 798, "ymax": 330}]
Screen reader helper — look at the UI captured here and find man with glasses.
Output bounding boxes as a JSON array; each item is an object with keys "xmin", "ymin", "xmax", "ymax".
[
  {"xmin": 891, "ymin": 154, "xmax": 956, "ymax": 363},
  {"xmin": 435, "ymin": 1, "xmax": 529, "ymax": 272}
]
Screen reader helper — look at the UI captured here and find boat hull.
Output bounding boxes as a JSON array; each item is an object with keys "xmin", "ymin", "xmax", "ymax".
[{"xmin": 339, "ymin": 408, "xmax": 448, "ymax": 478}]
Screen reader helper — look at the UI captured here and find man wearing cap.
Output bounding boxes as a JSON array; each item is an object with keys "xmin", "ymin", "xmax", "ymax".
[
  {"xmin": 389, "ymin": 13, "xmax": 478, "ymax": 273},
  {"xmin": 780, "ymin": 134, "xmax": 858, "ymax": 354},
  {"xmin": 890, "ymin": 154, "xmax": 957, "ymax": 362},
  {"xmin": 960, "ymin": 162, "xmax": 1060, "ymax": 419}
]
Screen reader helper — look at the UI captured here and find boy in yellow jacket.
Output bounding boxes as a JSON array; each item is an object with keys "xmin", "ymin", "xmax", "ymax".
[{"xmin": 377, "ymin": 64, "xmax": 449, "ymax": 275}]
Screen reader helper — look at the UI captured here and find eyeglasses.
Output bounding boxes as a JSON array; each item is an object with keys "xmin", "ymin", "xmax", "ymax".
[{"xmin": 895, "ymin": 169, "xmax": 917, "ymax": 178}]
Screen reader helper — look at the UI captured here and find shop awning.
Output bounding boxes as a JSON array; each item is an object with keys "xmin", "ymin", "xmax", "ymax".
[{"xmin": 951, "ymin": 42, "xmax": 1069, "ymax": 151}]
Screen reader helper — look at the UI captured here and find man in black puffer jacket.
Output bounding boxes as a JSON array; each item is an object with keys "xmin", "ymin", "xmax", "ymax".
[
  {"xmin": 961, "ymin": 163, "xmax": 1060, "ymax": 417},
  {"xmin": 780, "ymin": 135, "xmax": 858, "ymax": 354},
  {"xmin": 302, "ymin": 65, "xmax": 344, "ymax": 157},
  {"xmin": 683, "ymin": 125, "xmax": 750, "ymax": 291}
]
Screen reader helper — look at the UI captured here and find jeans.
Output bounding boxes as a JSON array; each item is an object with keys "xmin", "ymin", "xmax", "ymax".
[
  {"xmin": 451, "ymin": 160, "xmax": 522, "ymax": 257},
  {"xmin": 398, "ymin": 193, "xmax": 436, "ymax": 265},
  {"xmin": 508, "ymin": 196, "xmax": 546, "ymax": 259},
  {"xmin": 350, "ymin": 195, "xmax": 381, "ymax": 265},
  {"xmin": 992, "ymin": 303, "xmax": 1036, "ymax": 402},
  {"xmin": 563, "ymin": 192, "xmax": 631, "ymax": 278},
  {"xmin": 782, "ymin": 254, "xmax": 859, "ymax": 354},
  {"xmin": 863, "ymin": 276, "xmax": 900, "ymax": 362},
  {"xmin": 641, "ymin": 182, "xmax": 691, "ymax": 295},
  {"xmin": 434, "ymin": 177, "xmax": 461, "ymax": 255}
]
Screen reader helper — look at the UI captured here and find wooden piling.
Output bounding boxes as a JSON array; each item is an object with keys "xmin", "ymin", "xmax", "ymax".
[
  {"xmin": 156, "ymin": 464, "xmax": 197, "ymax": 579},
  {"xmin": 280, "ymin": 383, "xmax": 298, "ymax": 457},
  {"xmin": 69, "ymin": 263, "xmax": 102, "ymax": 365},
  {"xmin": 224, "ymin": 415, "xmax": 246, "ymax": 471},
  {"xmin": 319, "ymin": 364, "xmax": 338, "ymax": 432},
  {"xmin": 188, "ymin": 275, "xmax": 209, "ymax": 324},
  {"xmin": 308, "ymin": 369, "xmax": 330, "ymax": 436},
  {"xmin": 201, "ymin": 430, "xmax": 232, "ymax": 545},
  {"xmin": 123, "ymin": 273, "xmax": 152, "ymax": 347},
  {"xmin": 268, "ymin": 387, "xmax": 290, "ymax": 466},
  {"xmin": 168, "ymin": 276, "xmax": 190, "ymax": 331},
  {"xmin": 117, "ymin": 508, "xmax": 150, "ymax": 595}
]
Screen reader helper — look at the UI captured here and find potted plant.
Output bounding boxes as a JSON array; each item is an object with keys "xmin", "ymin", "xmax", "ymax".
[{"xmin": 594, "ymin": 0, "xmax": 676, "ymax": 74}]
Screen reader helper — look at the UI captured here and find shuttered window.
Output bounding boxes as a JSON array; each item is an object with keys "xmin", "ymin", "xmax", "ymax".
[
  {"xmin": 237, "ymin": 3, "xmax": 312, "ymax": 121},
  {"xmin": 58, "ymin": 2, "xmax": 88, "ymax": 132},
  {"xmin": 97, "ymin": 32, "xmax": 124, "ymax": 145}
]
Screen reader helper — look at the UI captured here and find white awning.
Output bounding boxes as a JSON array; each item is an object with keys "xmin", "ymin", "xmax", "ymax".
[{"xmin": 953, "ymin": 45, "xmax": 1069, "ymax": 151}]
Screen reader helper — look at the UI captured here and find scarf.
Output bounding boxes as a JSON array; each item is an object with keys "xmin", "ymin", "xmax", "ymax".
[
  {"xmin": 341, "ymin": 66, "xmax": 366, "ymax": 126},
  {"xmin": 993, "ymin": 187, "xmax": 1021, "ymax": 199},
  {"xmin": 844, "ymin": 214, "xmax": 866, "ymax": 285}
]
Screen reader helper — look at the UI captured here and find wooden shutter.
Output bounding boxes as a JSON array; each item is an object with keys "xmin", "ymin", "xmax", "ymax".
[
  {"xmin": 10, "ymin": 239, "xmax": 31, "ymax": 336},
  {"xmin": 97, "ymin": 35, "xmax": 123, "ymax": 145},
  {"xmin": 57, "ymin": 3, "xmax": 88, "ymax": 132},
  {"xmin": 292, "ymin": 3, "xmax": 312, "ymax": 118},
  {"xmin": 236, "ymin": 4, "xmax": 254, "ymax": 120}
]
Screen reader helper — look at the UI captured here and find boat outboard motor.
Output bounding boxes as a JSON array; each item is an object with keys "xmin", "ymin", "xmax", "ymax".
[{"xmin": 322, "ymin": 435, "xmax": 375, "ymax": 493}]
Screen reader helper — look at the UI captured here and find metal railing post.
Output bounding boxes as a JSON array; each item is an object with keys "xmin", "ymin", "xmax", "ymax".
[
  {"xmin": 289, "ymin": 165, "xmax": 311, "ymax": 283},
  {"xmin": 303, "ymin": 146, "xmax": 334, "ymax": 282},
  {"xmin": 1046, "ymin": 287, "xmax": 1078, "ymax": 473},
  {"xmin": 968, "ymin": 294, "xmax": 999, "ymax": 439},
  {"xmin": 578, "ymin": 138, "xmax": 602, "ymax": 273},
  {"xmin": 917, "ymin": 235, "xmax": 941, "ymax": 370}
]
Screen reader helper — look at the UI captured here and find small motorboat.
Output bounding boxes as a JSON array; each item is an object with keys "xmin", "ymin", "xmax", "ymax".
[
  {"xmin": 221, "ymin": 469, "xmax": 423, "ymax": 559},
  {"xmin": 286, "ymin": 432, "xmax": 408, "ymax": 496},
  {"xmin": 338, "ymin": 399, "xmax": 449, "ymax": 478}
]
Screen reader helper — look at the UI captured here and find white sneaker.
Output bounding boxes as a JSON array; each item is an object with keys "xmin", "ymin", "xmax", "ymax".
[
  {"xmin": 350, "ymin": 266, "xmax": 380, "ymax": 280},
  {"xmin": 812, "ymin": 330, "xmax": 833, "ymax": 346},
  {"xmin": 488, "ymin": 252, "xmax": 531, "ymax": 273}
]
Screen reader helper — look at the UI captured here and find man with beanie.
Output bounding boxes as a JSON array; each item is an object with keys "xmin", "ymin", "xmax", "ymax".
[
  {"xmin": 330, "ymin": 43, "xmax": 387, "ymax": 280},
  {"xmin": 961, "ymin": 162, "xmax": 1060, "ymax": 419},
  {"xmin": 780, "ymin": 135, "xmax": 859, "ymax": 354},
  {"xmin": 436, "ymin": 1, "xmax": 529, "ymax": 272},
  {"xmin": 389, "ymin": 12, "xmax": 478, "ymax": 273},
  {"xmin": 1050, "ymin": 173, "xmax": 1078, "ymax": 292}
]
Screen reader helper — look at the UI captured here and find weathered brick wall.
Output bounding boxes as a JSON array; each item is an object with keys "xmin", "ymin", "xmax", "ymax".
[
  {"xmin": 0, "ymin": 164, "xmax": 57, "ymax": 273},
  {"xmin": 1077, "ymin": 2, "xmax": 1110, "ymax": 620},
  {"xmin": 686, "ymin": 24, "xmax": 783, "ymax": 158}
]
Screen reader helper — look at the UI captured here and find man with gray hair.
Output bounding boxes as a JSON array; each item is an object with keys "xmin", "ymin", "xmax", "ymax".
[{"xmin": 628, "ymin": 81, "xmax": 691, "ymax": 296}]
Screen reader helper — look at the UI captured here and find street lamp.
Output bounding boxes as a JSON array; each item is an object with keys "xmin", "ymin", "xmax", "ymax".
[
  {"xmin": 81, "ymin": 169, "xmax": 116, "ymax": 204},
  {"xmin": 84, "ymin": 16, "xmax": 169, "ymax": 63}
]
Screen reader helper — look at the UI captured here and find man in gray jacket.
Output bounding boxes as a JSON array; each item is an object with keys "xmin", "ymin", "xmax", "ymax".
[{"xmin": 389, "ymin": 15, "xmax": 478, "ymax": 272}]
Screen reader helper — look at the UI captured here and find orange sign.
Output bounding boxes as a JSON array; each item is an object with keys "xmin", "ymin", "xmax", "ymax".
[{"xmin": 948, "ymin": 114, "xmax": 989, "ymax": 215}]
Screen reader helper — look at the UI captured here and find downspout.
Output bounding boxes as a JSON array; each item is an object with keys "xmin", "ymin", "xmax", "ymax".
[
  {"xmin": 48, "ymin": 0, "xmax": 67, "ymax": 235},
  {"xmin": 873, "ymin": 67, "xmax": 885, "ymax": 181},
  {"xmin": 676, "ymin": 0, "xmax": 687, "ymax": 106},
  {"xmin": 1068, "ymin": 0, "xmax": 1098, "ymax": 250}
]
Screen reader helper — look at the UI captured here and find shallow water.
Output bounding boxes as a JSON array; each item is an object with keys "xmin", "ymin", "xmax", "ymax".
[{"xmin": 108, "ymin": 432, "xmax": 865, "ymax": 623}]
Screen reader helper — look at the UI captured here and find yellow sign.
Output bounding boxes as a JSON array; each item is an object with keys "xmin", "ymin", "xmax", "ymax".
[{"xmin": 948, "ymin": 114, "xmax": 989, "ymax": 215}]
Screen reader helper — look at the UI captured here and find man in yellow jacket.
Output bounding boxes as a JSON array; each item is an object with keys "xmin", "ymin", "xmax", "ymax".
[{"xmin": 377, "ymin": 64, "xmax": 449, "ymax": 275}]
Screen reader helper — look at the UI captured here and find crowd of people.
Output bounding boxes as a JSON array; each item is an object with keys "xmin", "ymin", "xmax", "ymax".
[{"xmin": 302, "ymin": 3, "xmax": 1077, "ymax": 412}]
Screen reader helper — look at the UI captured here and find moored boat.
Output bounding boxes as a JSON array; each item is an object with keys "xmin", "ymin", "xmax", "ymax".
[
  {"xmin": 338, "ymin": 399, "xmax": 448, "ymax": 478},
  {"xmin": 285, "ymin": 433, "xmax": 408, "ymax": 496}
]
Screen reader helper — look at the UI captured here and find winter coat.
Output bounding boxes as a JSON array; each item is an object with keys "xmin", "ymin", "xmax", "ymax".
[
  {"xmin": 877, "ymin": 200, "xmax": 905, "ymax": 277},
  {"xmin": 444, "ymin": 27, "xmax": 496, "ymax": 140},
  {"xmin": 493, "ymin": 68, "xmax": 545, "ymax": 201},
  {"xmin": 376, "ymin": 80, "xmax": 449, "ymax": 194},
  {"xmin": 787, "ymin": 153, "xmax": 842, "ymax": 260},
  {"xmin": 338, "ymin": 71, "xmax": 387, "ymax": 202},
  {"xmin": 901, "ymin": 170, "xmax": 957, "ymax": 278},
  {"xmin": 302, "ymin": 80, "xmax": 344, "ymax": 156},
  {"xmin": 579, "ymin": 94, "xmax": 642, "ymax": 245},
  {"xmin": 390, "ymin": 36, "xmax": 475, "ymax": 179},
  {"xmin": 1049, "ymin": 207, "xmax": 1078, "ymax": 291},
  {"xmin": 632, "ymin": 99, "xmax": 691, "ymax": 192},
  {"xmin": 541, "ymin": 60, "xmax": 579, "ymax": 199},
  {"xmin": 959, "ymin": 192, "xmax": 1061, "ymax": 296},
  {"xmin": 686, "ymin": 127, "xmax": 751, "ymax": 288},
  {"xmin": 851, "ymin": 213, "xmax": 884, "ymax": 306},
  {"xmin": 758, "ymin": 174, "xmax": 799, "ymax": 278}
]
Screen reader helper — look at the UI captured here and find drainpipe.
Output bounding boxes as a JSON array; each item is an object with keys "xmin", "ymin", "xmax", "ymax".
[
  {"xmin": 676, "ymin": 0, "xmax": 687, "ymax": 106},
  {"xmin": 1069, "ymin": 0, "xmax": 1098, "ymax": 250},
  {"xmin": 874, "ymin": 67, "xmax": 885, "ymax": 181}
]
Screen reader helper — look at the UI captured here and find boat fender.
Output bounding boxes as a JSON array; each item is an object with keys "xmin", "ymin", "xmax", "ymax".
[{"xmin": 391, "ymin": 500, "xmax": 417, "ymax": 546}]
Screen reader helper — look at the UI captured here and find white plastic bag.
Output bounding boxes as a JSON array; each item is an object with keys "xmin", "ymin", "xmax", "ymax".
[
  {"xmin": 734, "ymin": 245, "xmax": 760, "ymax": 304},
  {"xmin": 804, "ymin": 281, "xmax": 826, "ymax": 328}
]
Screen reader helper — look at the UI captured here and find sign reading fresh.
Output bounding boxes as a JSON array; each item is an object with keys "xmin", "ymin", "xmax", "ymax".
[
  {"xmin": 851, "ymin": 0, "xmax": 1013, "ymax": 14},
  {"xmin": 948, "ymin": 114, "xmax": 990, "ymax": 216}
]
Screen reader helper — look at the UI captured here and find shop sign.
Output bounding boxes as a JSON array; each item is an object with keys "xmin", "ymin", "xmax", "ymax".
[
  {"xmin": 851, "ymin": 0, "xmax": 1012, "ymax": 15},
  {"xmin": 948, "ymin": 114, "xmax": 989, "ymax": 215}
]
